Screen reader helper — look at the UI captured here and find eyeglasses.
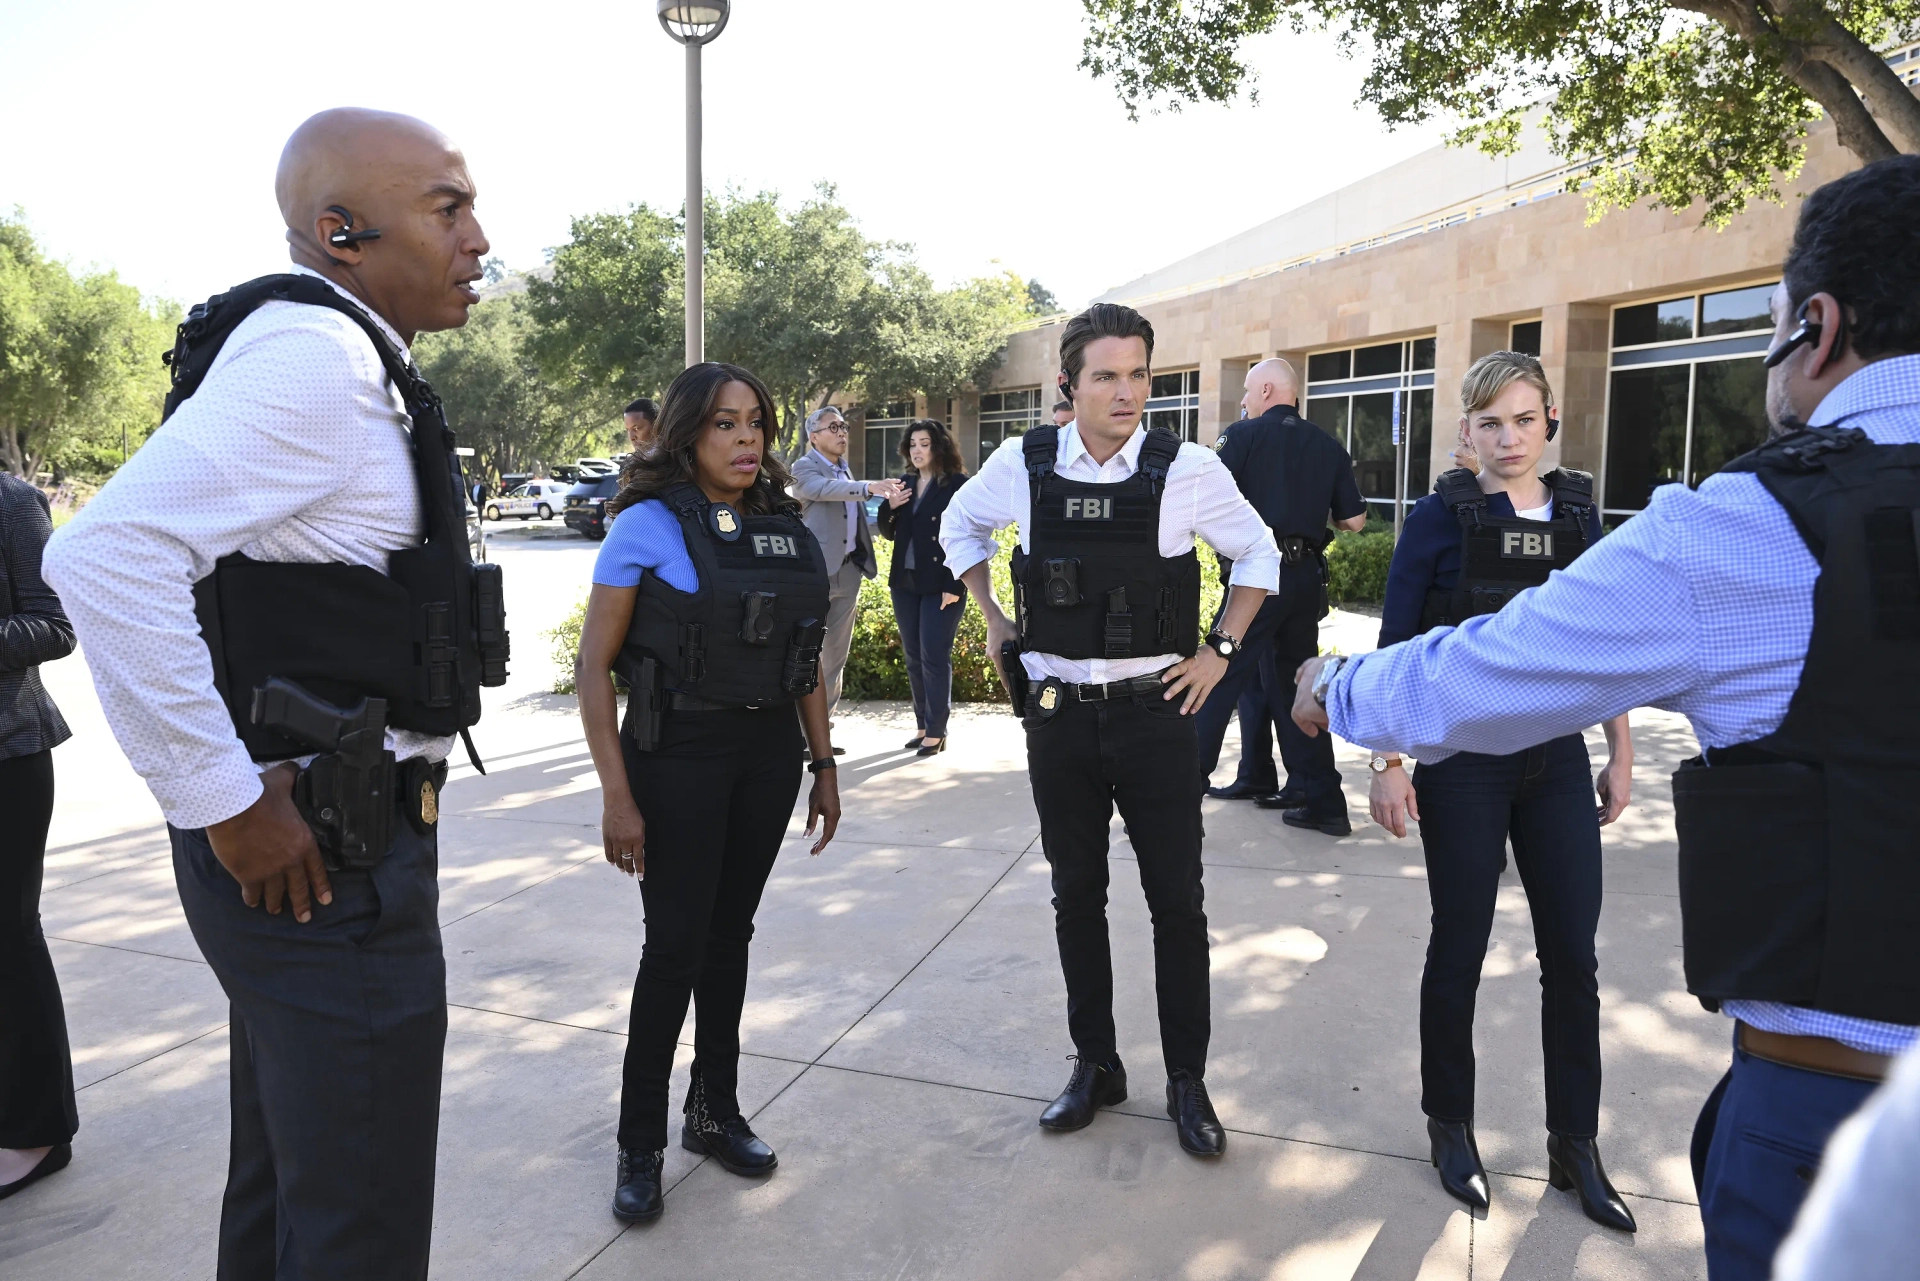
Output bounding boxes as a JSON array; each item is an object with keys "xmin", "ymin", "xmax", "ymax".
[{"xmin": 813, "ymin": 422, "xmax": 849, "ymax": 435}]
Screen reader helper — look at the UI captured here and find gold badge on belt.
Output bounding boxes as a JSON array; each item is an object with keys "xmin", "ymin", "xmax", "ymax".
[
  {"xmin": 419, "ymin": 778, "xmax": 439, "ymax": 826},
  {"xmin": 1038, "ymin": 685, "xmax": 1059, "ymax": 712}
]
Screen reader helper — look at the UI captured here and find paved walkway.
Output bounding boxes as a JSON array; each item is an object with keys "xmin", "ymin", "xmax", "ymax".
[{"xmin": 2, "ymin": 526, "xmax": 1717, "ymax": 1279}]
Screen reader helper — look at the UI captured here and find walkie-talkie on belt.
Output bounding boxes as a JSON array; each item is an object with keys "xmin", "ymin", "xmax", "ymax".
[{"xmin": 251, "ymin": 678, "xmax": 396, "ymax": 870}]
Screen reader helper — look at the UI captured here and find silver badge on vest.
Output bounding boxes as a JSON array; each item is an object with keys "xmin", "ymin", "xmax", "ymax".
[{"xmin": 1500, "ymin": 530, "xmax": 1556, "ymax": 560}]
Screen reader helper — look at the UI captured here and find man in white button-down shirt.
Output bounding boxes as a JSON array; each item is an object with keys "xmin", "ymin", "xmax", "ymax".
[
  {"xmin": 942, "ymin": 304, "xmax": 1279, "ymax": 1159},
  {"xmin": 43, "ymin": 108, "xmax": 489, "ymax": 1280}
]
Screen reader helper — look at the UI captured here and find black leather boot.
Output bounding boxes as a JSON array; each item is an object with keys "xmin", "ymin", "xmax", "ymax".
[
  {"xmin": 682, "ymin": 1067, "xmax": 777, "ymax": 1175},
  {"xmin": 1038, "ymin": 1056, "xmax": 1127, "ymax": 1131},
  {"xmin": 1427, "ymin": 1117, "xmax": 1489, "ymax": 1209},
  {"xmin": 1547, "ymin": 1133, "xmax": 1637, "ymax": 1232},
  {"xmin": 612, "ymin": 1147, "xmax": 664, "ymax": 1223},
  {"xmin": 1166, "ymin": 1073, "xmax": 1226, "ymax": 1156}
]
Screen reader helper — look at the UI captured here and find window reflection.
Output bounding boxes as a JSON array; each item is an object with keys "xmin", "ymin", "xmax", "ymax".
[{"xmin": 1604, "ymin": 366, "xmax": 1690, "ymax": 510}]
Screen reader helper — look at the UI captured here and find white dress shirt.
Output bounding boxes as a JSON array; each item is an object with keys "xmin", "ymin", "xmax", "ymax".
[
  {"xmin": 44, "ymin": 266, "xmax": 449, "ymax": 830},
  {"xmin": 941, "ymin": 423, "xmax": 1280, "ymax": 684}
]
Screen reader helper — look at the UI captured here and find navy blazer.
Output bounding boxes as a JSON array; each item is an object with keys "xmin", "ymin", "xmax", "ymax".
[
  {"xmin": 875, "ymin": 470, "xmax": 964, "ymax": 596},
  {"xmin": 0, "ymin": 473, "xmax": 74, "ymax": 760}
]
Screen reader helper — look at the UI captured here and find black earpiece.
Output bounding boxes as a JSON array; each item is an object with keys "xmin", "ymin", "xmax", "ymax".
[
  {"xmin": 1058, "ymin": 369, "xmax": 1073, "ymax": 404},
  {"xmin": 1764, "ymin": 301, "xmax": 1823, "ymax": 369},
  {"xmin": 325, "ymin": 205, "xmax": 383, "ymax": 249},
  {"xmin": 1546, "ymin": 410, "xmax": 1559, "ymax": 443}
]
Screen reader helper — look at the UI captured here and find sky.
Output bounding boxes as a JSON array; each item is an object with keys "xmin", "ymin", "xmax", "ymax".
[{"xmin": 0, "ymin": 0, "xmax": 1449, "ymax": 310}]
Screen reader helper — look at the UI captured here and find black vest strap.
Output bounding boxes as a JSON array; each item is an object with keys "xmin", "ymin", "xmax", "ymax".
[{"xmin": 1433, "ymin": 467, "xmax": 1485, "ymax": 516}]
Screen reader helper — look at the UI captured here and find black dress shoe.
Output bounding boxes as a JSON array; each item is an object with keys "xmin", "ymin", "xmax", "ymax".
[
  {"xmin": 1038, "ymin": 1056, "xmax": 1127, "ymax": 1131},
  {"xmin": 1166, "ymin": 1073, "xmax": 1226, "ymax": 1156},
  {"xmin": 612, "ymin": 1147, "xmax": 665, "ymax": 1223},
  {"xmin": 916, "ymin": 738, "xmax": 946, "ymax": 757},
  {"xmin": 0, "ymin": 1143, "xmax": 71, "ymax": 1202},
  {"xmin": 1205, "ymin": 779, "xmax": 1279, "ymax": 801},
  {"xmin": 682, "ymin": 1068, "xmax": 777, "ymax": 1175},
  {"xmin": 1427, "ymin": 1117, "xmax": 1489, "ymax": 1209},
  {"xmin": 1253, "ymin": 788, "xmax": 1312, "ymax": 810},
  {"xmin": 1547, "ymin": 1133, "xmax": 1637, "ymax": 1232},
  {"xmin": 1281, "ymin": 805, "xmax": 1352, "ymax": 836}
]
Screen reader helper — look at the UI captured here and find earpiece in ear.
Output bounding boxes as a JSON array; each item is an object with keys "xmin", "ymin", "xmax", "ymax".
[
  {"xmin": 1765, "ymin": 302, "xmax": 1822, "ymax": 370},
  {"xmin": 325, "ymin": 205, "xmax": 383, "ymax": 249},
  {"xmin": 1546, "ymin": 410, "xmax": 1560, "ymax": 443}
]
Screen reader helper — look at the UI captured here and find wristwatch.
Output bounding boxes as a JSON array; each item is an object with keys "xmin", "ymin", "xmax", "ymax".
[
  {"xmin": 1369, "ymin": 754, "xmax": 1403, "ymax": 773},
  {"xmin": 1204, "ymin": 629, "xmax": 1240, "ymax": 659},
  {"xmin": 1310, "ymin": 654, "xmax": 1348, "ymax": 708}
]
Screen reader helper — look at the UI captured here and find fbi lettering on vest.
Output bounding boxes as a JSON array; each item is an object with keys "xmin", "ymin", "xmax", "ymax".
[
  {"xmin": 1063, "ymin": 497, "xmax": 1113, "ymax": 520},
  {"xmin": 1500, "ymin": 530, "xmax": 1555, "ymax": 559},
  {"xmin": 751, "ymin": 534, "xmax": 801, "ymax": 557}
]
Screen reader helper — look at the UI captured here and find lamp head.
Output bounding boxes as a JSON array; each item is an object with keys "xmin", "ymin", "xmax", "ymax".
[{"xmin": 657, "ymin": 0, "xmax": 730, "ymax": 44}]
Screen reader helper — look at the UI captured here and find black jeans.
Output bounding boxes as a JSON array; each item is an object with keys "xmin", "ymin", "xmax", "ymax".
[
  {"xmin": 1413, "ymin": 733, "xmax": 1603, "ymax": 1137},
  {"xmin": 1194, "ymin": 567, "xmax": 1341, "ymax": 806},
  {"xmin": 172, "ymin": 817, "xmax": 446, "ymax": 1281},
  {"xmin": 890, "ymin": 588, "xmax": 964, "ymax": 739},
  {"xmin": 619, "ymin": 706, "xmax": 803, "ymax": 1151},
  {"xmin": 1026, "ymin": 690, "xmax": 1209, "ymax": 1077},
  {"xmin": 0, "ymin": 748, "xmax": 76, "ymax": 1149}
]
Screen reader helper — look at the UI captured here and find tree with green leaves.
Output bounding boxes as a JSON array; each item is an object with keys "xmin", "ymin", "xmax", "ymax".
[
  {"xmin": 0, "ymin": 211, "xmax": 177, "ymax": 481},
  {"xmin": 1080, "ymin": 1, "xmax": 1920, "ymax": 225},
  {"xmin": 414, "ymin": 289, "xmax": 618, "ymax": 484}
]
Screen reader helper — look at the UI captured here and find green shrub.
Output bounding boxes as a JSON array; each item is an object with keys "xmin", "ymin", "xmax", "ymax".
[
  {"xmin": 549, "ymin": 598, "xmax": 587, "ymax": 695},
  {"xmin": 1326, "ymin": 529, "xmax": 1394, "ymax": 605}
]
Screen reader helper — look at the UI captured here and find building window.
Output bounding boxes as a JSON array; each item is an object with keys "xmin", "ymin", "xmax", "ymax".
[
  {"xmin": 861, "ymin": 401, "xmax": 914, "ymax": 481},
  {"xmin": 978, "ymin": 389, "xmax": 1041, "ymax": 470},
  {"xmin": 1510, "ymin": 319, "xmax": 1542, "ymax": 356},
  {"xmin": 1302, "ymin": 336, "xmax": 1436, "ymax": 522},
  {"xmin": 1602, "ymin": 282, "xmax": 1776, "ymax": 515},
  {"xmin": 1145, "ymin": 369, "xmax": 1200, "ymax": 442}
]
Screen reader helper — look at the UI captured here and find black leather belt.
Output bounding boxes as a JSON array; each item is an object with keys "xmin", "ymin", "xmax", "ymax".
[
  {"xmin": 1067, "ymin": 674, "xmax": 1170, "ymax": 702},
  {"xmin": 666, "ymin": 691, "xmax": 736, "ymax": 712}
]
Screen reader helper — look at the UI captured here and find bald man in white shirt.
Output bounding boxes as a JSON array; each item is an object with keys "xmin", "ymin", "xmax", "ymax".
[{"xmin": 44, "ymin": 108, "xmax": 493, "ymax": 1279}]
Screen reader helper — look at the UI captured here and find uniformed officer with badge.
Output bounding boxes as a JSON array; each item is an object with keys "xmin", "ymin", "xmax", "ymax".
[
  {"xmin": 1196, "ymin": 359, "xmax": 1367, "ymax": 825},
  {"xmin": 1294, "ymin": 155, "xmax": 1920, "ymax": 1278},
  {"xmin": 573, "ymin": 361, "xmax": 841, "ymax": 1223},
  {"xmin": 941, "ymin": 303, "xmax": 1279, "ymax": 1158},
  {"xmin": 44, "ymin": 108, "xmax": 506, "ymax": 1277}
]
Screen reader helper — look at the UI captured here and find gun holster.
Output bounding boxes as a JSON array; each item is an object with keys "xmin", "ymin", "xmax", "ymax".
[
  {"xmin": 251, "ymin": 677, "xmax": 397, "ymax": 871},
  {"xmin": 999, "ymin": 639, "xmax": 1031, "ymax": 717},
  {"xmin": 623, "ymin": 656, "xmax": 665, "ymax": 751}
]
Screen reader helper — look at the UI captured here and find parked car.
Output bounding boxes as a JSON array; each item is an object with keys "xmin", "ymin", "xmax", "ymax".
[
  {"xmin": 564, "ymin": 473, "xmax": 621, "ymax": 540},
  {"xmin": 483, "ymin": 479, "xmax": 571, "ymax": 521}
]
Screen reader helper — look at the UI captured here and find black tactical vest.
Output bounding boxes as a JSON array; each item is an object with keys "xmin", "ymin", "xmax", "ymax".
[
  {"xmin": 1011, "ymin": 427, "xmax": 1200, "ymax": 660},
  {"xmin": 166, "ymin": 275, "xmax": 509, "ymax": 761},
  {"xmin": 1418, "ymin": 467, "xmax": 1595, "ymax": 631},
  {"xmin": 620, "ymin": 484, "xmax": 832, "ymax": 707},
  {"xmin": 1671, "ymin": 425, "xmax": 1920, "ymax": 1025}
]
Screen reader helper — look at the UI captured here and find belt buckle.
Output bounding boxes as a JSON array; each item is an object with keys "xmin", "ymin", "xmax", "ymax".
[{"xmin": 1076, "ymin": 681, "xmax": 1103, "ymax": 702}]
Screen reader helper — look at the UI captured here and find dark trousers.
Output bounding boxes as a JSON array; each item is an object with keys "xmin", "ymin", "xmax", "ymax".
[
  {"xmin": 1227, "ymin": 659, "xmax": 1279, "ymax": 792},
  {"xmin": 1026, "ymin": 691, "xmax": 1210, "ymax": 1077},
  {"xmin": 890, "ymin": 587, "xmax": 964, "ymax": 739},
  {"xmin": 1194, "ymin": 568, "xmax": 1341, "ymax": 807},
  {"xmin": 1692, "ymin": 1032, "xmax": 1876, "ymax": 1281},
  {"xmin": 619, "ymin": 707, "xmax": 803, "ymax": 1151},
  {"xmin": 172, "ymin": 819, "xmax": 446, "ymax": 1281},
  {"xmin": 1412, "ymin": 734, "xmax": 1603, "ymax": 1136},
  {"xmin": 0, "ymin": 749, "xmax": 76, "ymax": 1149}
]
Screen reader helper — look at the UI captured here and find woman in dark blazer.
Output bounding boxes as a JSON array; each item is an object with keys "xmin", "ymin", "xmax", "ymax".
[
  {"xmin": 877, "ymin": 420, "xmax": 967, "ymax": 756},
  {"xmin": 0, "ymin": 472, "xmax": 77, "ymax": 1199}
]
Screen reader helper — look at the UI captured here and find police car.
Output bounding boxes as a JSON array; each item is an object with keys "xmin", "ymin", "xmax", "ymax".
[{"xmin": 482, "ymin": 480, "xmax": 571, "ymax": 521}]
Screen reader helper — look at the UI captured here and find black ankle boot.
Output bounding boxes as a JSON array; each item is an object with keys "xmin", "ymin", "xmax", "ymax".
[
  {"xmin": 1427, "ymin": 1117, "xmax": 1489, "ymax": 1209},
  {"xmin": 612, "ymin": 1147, "xmax": 664, "ymax": 1223},
  {"xmin": 681, "ymin": 1067, "xmax": 777, "ymax": 1176},
  {"xmin": 1547, "ymin": 1133, "xmax": 1636, "ymax": 1232}
]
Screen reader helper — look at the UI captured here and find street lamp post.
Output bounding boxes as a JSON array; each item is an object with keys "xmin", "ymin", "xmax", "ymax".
[{"xmin": 657, "ymin": 1, "xmax": 731, "ymax": 367}]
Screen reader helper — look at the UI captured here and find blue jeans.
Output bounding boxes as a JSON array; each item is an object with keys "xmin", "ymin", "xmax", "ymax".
[
  {"xmin": 1692, "ymin": 1031, "xmax": 1876, "ymax": 1281},
  {"xmin": 891, "ymin": 588, "xmax": 964, "ymax": 738},
  {"xmin": 1413, "ymin": 733, "xmax": 1603, "ymax": 1135}
]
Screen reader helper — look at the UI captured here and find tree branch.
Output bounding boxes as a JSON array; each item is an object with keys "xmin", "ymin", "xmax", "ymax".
[{"xmin": 1782, "ymin": 0, "xmax": 1920, "ymax": 153}]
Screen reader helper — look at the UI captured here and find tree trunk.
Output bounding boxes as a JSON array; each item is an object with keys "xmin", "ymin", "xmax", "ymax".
[
  {"xmin": 1786, "ymin": 0, "xmax": 1920, "ymax": 154},
  {"xmin": 1677, "ymin": 0, "xmax": 1901, "ymax": 164}
]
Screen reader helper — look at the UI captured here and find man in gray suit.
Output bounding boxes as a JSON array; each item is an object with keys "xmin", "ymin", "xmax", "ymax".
[{"xmin": 790, "ymin": 407, "xmax": 903, "ymax": 719}]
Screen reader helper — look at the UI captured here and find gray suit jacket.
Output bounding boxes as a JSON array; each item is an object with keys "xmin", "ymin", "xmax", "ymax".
[
  {"xmin": 789, "ymin": 449, "xmax": 877, "ymax": 579},
  {"xmin": 0, "ymin": 473, "xmax": 74, "ymax": 760}
]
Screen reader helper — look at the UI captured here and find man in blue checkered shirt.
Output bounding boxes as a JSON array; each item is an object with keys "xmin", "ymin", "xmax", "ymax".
[{"xmin": 1293, "ymin": 156, "xmax": 1920, "ymax": 1281}]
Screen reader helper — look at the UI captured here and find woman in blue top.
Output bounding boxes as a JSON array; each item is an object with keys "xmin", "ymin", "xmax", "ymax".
[
  {"xmin": 1370, "ymin": 352, "xmax": 1637, "ymax": 1232},
  {"xmin": 575, "ymin": 362, "xmax": 842, "ymax": 1224},
  {"xmin": 876, "ymin": 419, "xmax": 968, "ymax": 756}
]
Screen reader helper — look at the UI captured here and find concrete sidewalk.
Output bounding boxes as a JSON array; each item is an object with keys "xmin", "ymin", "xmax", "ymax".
[{"xmin": 2, "ymin": 528, "xmax": 1717, "ymax": 1279}]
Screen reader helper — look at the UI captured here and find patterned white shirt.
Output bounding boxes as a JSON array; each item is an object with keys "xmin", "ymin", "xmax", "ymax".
[
  {"xmin": 43, "ymin": 266, "xmax": 449, "ymax": 831},
  {"xmin": 940, "ymin": 423, "xmax": 1280, "ymax": 684}
]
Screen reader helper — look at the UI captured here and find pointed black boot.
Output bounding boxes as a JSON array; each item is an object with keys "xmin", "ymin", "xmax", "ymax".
[
  {"xmin": 1038, "ymin": 1056, "xmax": 1128, "ymax": 1131},
  {"xmin": 1427, "ymin": 1117, "xmax": 1490, "ymax": 1210},
  {"xmin": 612, "ymin": 1147, "xmax": 664, "ymax": 1223},
  {"xmin": 681, "ymin": 1067, "xmax": 777, "ymax": 1176},
  {"xmin": 1547, "ymin": 1133, "xmax": 1636, "ymax": 1232}
]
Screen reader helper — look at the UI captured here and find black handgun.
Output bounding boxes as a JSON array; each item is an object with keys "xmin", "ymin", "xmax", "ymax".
[
  {"xmin": 250, "ymin": 678, "xmax": 395, "ymax": 870},
  {"xmin": 998, "ymin": 639, "xmax": 1031, "ymax": 716}
]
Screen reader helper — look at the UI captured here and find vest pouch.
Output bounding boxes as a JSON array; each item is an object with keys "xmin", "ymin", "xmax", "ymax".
[
  {"xmin": 1043, "ymin": 558, "xmax": 1082, "ymax": 607},
  {"xmin": 782, "ymin": 618, "xmax": 825, "ymax": 696},
  {"xmin": 1673, "ymin": 756, "xmax": 1828, "ymax": 1009},
  {"xmin": 740, "ymin": 591, "xmax": 779, "ymax": 645},
  {"xmin": 472, "ymin": 561, "xmax": 509, "ymax": 687},
  {"xmin": 1103, "ymin": 588, "xmax": 1133, "ymax": 659}
]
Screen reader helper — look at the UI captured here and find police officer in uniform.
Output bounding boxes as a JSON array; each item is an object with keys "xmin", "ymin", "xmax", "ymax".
[
  {"xmin": 44, "ymin": 109, "xmax": 505, "ymax": 1278},
  {"xmin": 942, "ymin": 304, "xmax": 1279, "ymax": 1158},
  {"xmin": 1293, "ymin": 156, "xmax": 1920, "ymax": 1279},
  {"xmin": 1369, "ymin": 352, "xmax": 1635, "ymax": 1230},
  {"xmin": 574, "ymin": 362, "xmax": 841, "ymax": 1223},
  {"xmin": 1196, "ymin": 359, "xmax": 1367, "ymax": 825}
]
